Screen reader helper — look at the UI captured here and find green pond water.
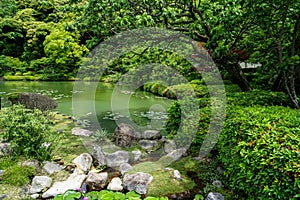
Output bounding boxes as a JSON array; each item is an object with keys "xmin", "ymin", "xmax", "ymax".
[{"xmin": 0, "ymin": 81, "xmax": 171, "ymax": 133}]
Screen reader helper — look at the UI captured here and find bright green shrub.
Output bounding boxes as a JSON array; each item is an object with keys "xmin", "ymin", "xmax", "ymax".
[
  {"xmin": 0, "ymin": 105, "xmax": 58, "ymax": 160},
  {"xmin": 1, "ymin": 164, "xmax": 35, "ymax": 186},
  {"xmin": 218, "ymin": 106, "xmax": 300, "ymax": 199},
  {"xmin": 163, "ymin": 84, "xmax": 209, "ymax": 99}
]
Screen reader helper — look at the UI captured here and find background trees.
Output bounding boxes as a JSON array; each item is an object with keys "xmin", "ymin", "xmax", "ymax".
[{"xmin": 0, "ymin": 0, "xmax": 299, "ymax": 107}]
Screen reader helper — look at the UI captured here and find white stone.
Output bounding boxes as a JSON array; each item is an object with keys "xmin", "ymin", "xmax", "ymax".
[
  {"xmin": 42, "ymin": 174, "xmax": 86, "ymax": 198},
  {"xmin": 29, "ymin": 176, "xmax": 52, "ymax": 194},
  {"xmin": 73, "ymin": 153, "xmax": 93, "ymax": 174},
  {"xmin": 43, "ymin": 161, "xmax": 63, "ymax": 175},
  {"xmin": 107, "ymin": 177, "xmax": 123, "ymax": 191},
  {"xmin": 173, "ymin": 170, "xmax": 182, "ymax": 181},
  {"xmin": 72, "ymin": 127, "xmax": 93, "ymax": 137}
]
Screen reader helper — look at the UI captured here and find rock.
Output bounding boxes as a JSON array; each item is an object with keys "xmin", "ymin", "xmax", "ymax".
[
  {"xmin": 43, "ymin": 161, "xmax": 63, "ymax": 175},
  {"xmin": 30, "ymin": 194, "xmax": 39, "ymax": 199},
  {"xmin": 105, "ymin": 151, "xmax": 130, "ymax": 168},
  {"xmin": 138, "ymin": 140, "xmax": 160, "ymax": 152},
  {"xmin": 72, "ymin": 127, "xmax": 93, "ymax": 137},
  {"xmin": 113, "ymin": 123, "xmax": 138, "ymax": 147},
  {"xmin": 19, "ymin": 184, "xmax": 30, "ymax": 198},
  {"xmin": 217, "ymin": 166, "xmax": 224, "ymax": 174},
  {"xmin": 42, "ymin": 174, "xmax": 86, "ymax": 198},
  {"xmin": 0, "ymin": 194, "xmax": 7, "ymax": 199},
  {"xmin": 173, "ymin": 170, "xmax": 182, "ymax": 181},
  {"xmin": 212, "ymin": 180, "xmax": 222, "ymax": 188},
  {"xmin": 132, "ymin": 150, "xmax": 142, "ymax": 162},
  {"xmin": 119, "ymin": 163, "xmax": 132, "ymax": 175},
  {"xmin": 73, "ymin": 153, "xmax": 93, "ymax": 174},
  {"xmin": 0, "ymin": 143, "xmax": 10, "ymax": 156},
  {"xmin": 165, "ymin": 148, "xmax": 187, "ymax": 161},
  {"xmin": 9, "ymin": 92, "xmax": 57, "ymax": 111},
  {"xmin": 0, "ymin": 170, "xmax": 5, "ymax": 176},
  {"xmin": 22, "ymin": 159, "xmax": 40, "ymax": 171},
  {"xmin": 107, "ymin": 177, "xmax": 123, "ymax": 191},
  {"xmin": 123, "ymin": 172, "xmax": 153, "ymax": 195},
  {"xmin": 85, "ymin": 172, "xmax": 108, "ymax": 190},
  {"xmin": 163, "ymin": 140, "xmax": 177, "ymax": 153},
  {"xmin": 141, "ymin": 130, "xmax": 161, "ymax": 140},
  {"xmin": 92, "ymin": 145, "xmax": 107, "ymax": 168},
  {"xmin": 29, "ymin": 176, "xmax": 52, "ymax": 194},
  {"xmin": 205, "ymin": 192, "xmax": 224, "ymax": 200}
]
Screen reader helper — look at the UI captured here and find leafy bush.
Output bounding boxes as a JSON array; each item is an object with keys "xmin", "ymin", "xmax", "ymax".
[
  {"xmin": 0, "ymin": 105, "xmax": 58, "ymax": 160},
  {"xmin": 218, "ymin": 106, "xmax": 300, "ymax": 199},
  {"xmin": 163, "ymin": 83, "xmax": 209, "ymax": 99}
]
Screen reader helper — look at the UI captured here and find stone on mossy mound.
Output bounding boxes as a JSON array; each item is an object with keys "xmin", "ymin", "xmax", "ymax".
[{"xmin": 8, "ymin": 92, "xmax": 57, "ymax": 111}]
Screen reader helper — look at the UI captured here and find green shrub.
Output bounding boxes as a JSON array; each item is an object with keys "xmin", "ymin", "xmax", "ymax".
[
  {"xmin": 227, "ymin": 90, "xmax": 293, "ymax": 107},
  {"xmin": 0, "ymin": 105, "xmax": 58, "ymax": 160},
  {"xmin": 1, "ymin": 164, "xmax": 35, "ymax": 186},
  {"xmin": 163, "ymin": 84, "xmax": 209, "ymax": 99},
  {"xmin": 218, "ymin": 106, "xmax": 300, "ymax": 199}
]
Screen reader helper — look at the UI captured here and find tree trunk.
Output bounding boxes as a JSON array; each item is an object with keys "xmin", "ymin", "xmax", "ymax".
[{"xmin": 220, "ymin": 60, "xmax": 252, "ymax": 91}]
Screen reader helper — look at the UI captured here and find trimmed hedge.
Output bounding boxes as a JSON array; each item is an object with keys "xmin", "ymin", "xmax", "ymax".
[{"xmin": 218, "ymin": 106, "xmax": 300, "ymax": 199}]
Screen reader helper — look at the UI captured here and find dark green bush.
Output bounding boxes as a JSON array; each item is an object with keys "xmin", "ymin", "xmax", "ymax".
[
  {"xmin": 218, "ymin": 106, "xmax": 300, "ymax": 199},
  {"xmin": 0, "ymin": 105, "xmax": 58, "ymax": 160}
]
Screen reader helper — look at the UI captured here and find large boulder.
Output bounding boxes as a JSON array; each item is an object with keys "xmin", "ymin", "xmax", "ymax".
[
  {"xmin": 105, "ymin": 151, "xmax": 130, "ymax": 168},
  {"xmin": 112, "ymin": 123, "xmax": 139, "ymax": 147},
  {"xmin": 85, "ymin": 172, "xmax": 108, "ymax": 190},
  {"xmin": 123, "ymin": 172, "xmax": 153, "ymax": 195},
  {"xmin": 92, "ymin": 145, "xmax": 107, "ymax": 168},
  {"xmin": 8, "ymin": 92, "xmax": 57, "ymax": 111},
  {"xmin": 42, "ymin": 174, "xmax": 86, "ymax": 198},
  {"xmin": 29, "ymin": 176, "xmax": 52, "ymax": 194},
  {"xmin": 72, "ymin": 153, "xmax": 93, "ymax": 174}
]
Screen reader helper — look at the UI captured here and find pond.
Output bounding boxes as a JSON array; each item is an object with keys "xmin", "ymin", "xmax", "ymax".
[{"xmin": 0, "ymin": 81, "xmax": 171, "ymax": 133}]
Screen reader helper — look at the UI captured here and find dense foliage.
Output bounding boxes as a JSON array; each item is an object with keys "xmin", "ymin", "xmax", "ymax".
[
  {"xmin": 0, "ymin": 105, "xmax": 58, "ymax": 160},
  {"xmin": 0, "ymin": 0, "xmax": 299, "ymax": 106},
  {"xmin": 218, "ymin": 106, "xmax": 300, "ymax": 199}
]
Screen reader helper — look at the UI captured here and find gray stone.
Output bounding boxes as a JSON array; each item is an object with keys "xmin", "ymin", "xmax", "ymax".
[
  {"xmin": 43, "ymin": 161, "xmax": 63, "ymax": 175},
  {"xmin": 132, "ymin": 150, "xmax": 142, "ymax": 162},
  {"xmin": 72, "ymin": 127, "xmax": 93, "ymax": 137},
  {"xmin": 113, "ymin": 123, "xmax": 138, "ymax": 147},
  {"xmin": 212, "ymin": 180, "xmax": 222, "ymax": 188},
  {"xmin": 73, "ymin": 153, "xmax": 93, "ymax": 174},
  {"xmin": 138, "ymin": 140, "xmax": 160, "ymax": 152},
  {"xmin": 217, "ymin": 166, "xmax": 224, "ymax": 174},
  {"xmin": 22, "ymin": 159, "xmax": 40, "ymax": 171},
  {"xmin": 105, "ymin": 151, "xmax": 129, "ymax": 168},
  {"xmin": 165, "ymin": 148, "xmax": 187, "ymax": 161},
  {"xmin": 85, "ymin": 172, "xmax": 108, "ymax": 190},
  {"xmin": 123, "ymin": 172, "xmax": 153, "ymax": 195},
  {"xmin": 0, "ymin": 194, "xmax": 7, "ymax": 199},
  {"xmin": 173, "ymin": 170, "xmax": 182, "ymax": 181},
  {"xmin": 119, "ymin": 163, "xmax": 132, "ymax": 175},
  {"xmin": 92, "ymin": 145, "xmax": 107, "ymax": 168},
  {"xmin": 205, "ymin": 192, "xmax": 224, "ymax": 200},
  {"xmin": 0, "ymin": 170, "xmax": 5, "ymax": 176},
  {"xmin": 42, "ymin": 174, "xmax": 86, "ymax": 198},
  {"xmin": 163, "ymin": 140, "xmax": 177, "ymax": 153},
  {"xmin": 141, "ymin": 130, "xmax": 161, "ymax": 140},
  {"xmin": 107, "ymin": 177, "xmax": 123, "ymax": 191},
  {"xmin": 30, "ymin": 194, "xmax": 39, "ymax": 199},
  {"xmin": 0, "ymin": 143, "xmax": 10, "ymax": 156},
  {"xmin": 29, "ymin": 176, "xmax": 52, "ymax": 194}
]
